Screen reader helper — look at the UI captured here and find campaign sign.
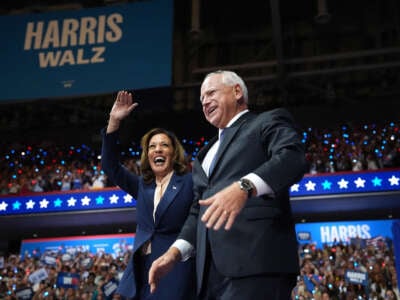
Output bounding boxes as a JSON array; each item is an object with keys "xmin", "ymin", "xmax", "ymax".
[
  {"xmin": 41, "ymin": 255, "xmax": 57, "ymax": 266},
  {"xmin": 80, "ymin": 257, "xmax": 94, "ymax": 270},
  {"xmin": 102, "ymin": 278, "xmax": 118, "ymax": 298},
  {"xmin": 345, "ymin": 270, "xmax": 368, "ymax": 286},
  {"xmin": 56, "ymin": 272, "xmax": 80, "ymax": 289},
  {"xmin": 15, "ymin": 287, "xmax": 34, "ymax": 300},
  {"xmin": 0, "ymin": 0, "xmax": 173, "ymax": 101},
  {"xmin": 295, "ymin": 219, "xmax": 395, "ymax": 248},
  {"xmin": 28, "ymin": 268, "xmax": 48, "ymax": 284}
]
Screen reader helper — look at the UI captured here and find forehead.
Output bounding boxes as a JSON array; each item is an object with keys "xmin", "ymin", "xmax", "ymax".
[
  {"xmin": 149, "ymin": 133, "xmax": 171, "ymax": 143},
  {"xmin": 201, "ymin": 73, "xmax": 224, "ymax": 92}
]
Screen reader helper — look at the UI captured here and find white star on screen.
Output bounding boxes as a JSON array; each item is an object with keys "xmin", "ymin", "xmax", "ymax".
[
  {"xmin": 305, "ymin": 180, "xmax": 316, "ymax": 191},
  {"xmin": 26, "ymin": 199, "xmax": 35, "ymax": 209},
  {"xmin": 67, "ymin": 197, "xmax": 77, "ymax": 207},
  {"xmin": 109, "ymin": 194, "xmax": 119, "ymax": 204},
  {"xmin": 81, "ymin": 196, "xmax": 91, "ymax": 206},
  {"xmin": 39, "ymin": 199, "xmax": 49, "ymax": 208},
  {"xmin": 354, "ymin": 177, "xmax": 366, "ymax": 188},
  {"xmin": 290, "ymin": 184, "xmax": 300, "ymax": 192},
  {"xmin": 124, "ymin": 194, "xmax": 133, "ymax": 203},
  {"xmin": 337, "ymin": 178, "xmax": 349, "ymax": 189},
  {"xmin": 388, "ymin": 175, "xmax": 400, "ymax": 186},
  {"xmin": 0, "ymin": 201, "xmax": 8, "ymax": 211}
]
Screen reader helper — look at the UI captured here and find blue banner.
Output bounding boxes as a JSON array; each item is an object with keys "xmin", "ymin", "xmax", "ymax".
[
  {"xmin": 296, "ymin": 219, "xmax": 395, "ymax": 248},
  {"xmin": 20, "ymin": 233, "xmax": 134, "ymax": 258},
  {"xmin": 0, "ymin": 188, "xmax": 135, "ymax": 215},
  {"xmin": 0, "ymin": 0, "xmax": 173, "ymax": 101},
  {"xmin": 290, "ymin": 169, "xmax": 400, "ymax": 196}
]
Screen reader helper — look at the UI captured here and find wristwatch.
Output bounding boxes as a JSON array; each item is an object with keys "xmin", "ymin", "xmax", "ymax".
[{"xmin": 238, "ymin": 178, "xmax": 254, "ymax": 198}]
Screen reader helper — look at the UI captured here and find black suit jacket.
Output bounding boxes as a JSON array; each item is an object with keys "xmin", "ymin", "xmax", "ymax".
[{"xmin": 178, "ymin": 108, "xmax": 307, "ymax": 293}]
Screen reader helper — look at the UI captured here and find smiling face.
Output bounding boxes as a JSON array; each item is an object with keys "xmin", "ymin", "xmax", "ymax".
[
  {"xmin": 147, "ymin": 133, "xmax": 174, "ymax": 180},
  {"xmin": 200, "ymin": 73, "xmax": 245, "ymax": 128}
]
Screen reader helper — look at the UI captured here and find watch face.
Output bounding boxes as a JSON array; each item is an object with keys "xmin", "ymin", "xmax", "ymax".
[{"xmin": 240, "ymin": 179, "xmax": 253, "ymax": 191}]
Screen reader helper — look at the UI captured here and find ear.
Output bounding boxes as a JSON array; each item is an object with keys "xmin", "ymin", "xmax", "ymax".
[{"xmin": 233, "ymin": 84, "xmax": 243, "ymax": 101}]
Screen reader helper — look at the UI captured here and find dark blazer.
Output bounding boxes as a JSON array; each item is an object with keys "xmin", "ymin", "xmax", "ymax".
[
  {"xmin": 178, "ymin": 109, "xmax": 307, "ymax": 294},
  {"xmin": 101, "ymin": 130, "xmax": 195, "ymax": 300}
]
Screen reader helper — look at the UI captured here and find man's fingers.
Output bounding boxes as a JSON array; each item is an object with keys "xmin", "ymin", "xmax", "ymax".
[
  {"xmin": 200, "ymin": 201, "xmax": 214, "ymax": 223},
  {"xmin": 213, "ymin": 210, "xmax": 229, "ymax": 230},
  {"xmin": 199, "ymin": 198, "xmax": 212, "ymax": 206},
  {"xmin": 204, "ymin": 207, "xmax": 222, "ymax": 228},
  {"xmin": 224, "ymin": 213, "xmax": 236, "ymax": 230}
]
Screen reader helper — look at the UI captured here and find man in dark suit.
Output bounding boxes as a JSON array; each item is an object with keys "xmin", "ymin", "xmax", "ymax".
[{"xmin": 149, "ymin": 70, "xmax": 307, "ymax": 299}]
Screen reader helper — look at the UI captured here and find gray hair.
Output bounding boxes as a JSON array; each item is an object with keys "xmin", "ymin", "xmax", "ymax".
[{"xmin": 204, "ymin": 70, "xmax": 249, "ymax": 104}]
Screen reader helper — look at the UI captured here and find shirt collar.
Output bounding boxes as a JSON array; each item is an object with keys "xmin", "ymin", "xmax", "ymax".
[{"xmin": 218, "ymin": 109, "xmax": 249, "ymax": 136}]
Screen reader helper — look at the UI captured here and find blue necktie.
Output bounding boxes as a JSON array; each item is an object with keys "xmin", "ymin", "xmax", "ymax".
[{"xmin": 208, "ymin": 129, "xmax": 225, "ymax": 175}]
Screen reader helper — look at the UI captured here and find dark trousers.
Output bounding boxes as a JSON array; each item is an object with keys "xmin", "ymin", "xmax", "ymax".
[{"xmin": 199, "ymin": 237, "xmax": 296, "ymax": 300}]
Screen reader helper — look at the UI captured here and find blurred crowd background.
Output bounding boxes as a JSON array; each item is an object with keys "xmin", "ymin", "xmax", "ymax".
[
  {"xmin": 0, "ymin": 238, "xmax": 397, "ymax": 299},
  {"xmin": 1, "ymin": 120, "xmax": 399, "ymax": 196}
]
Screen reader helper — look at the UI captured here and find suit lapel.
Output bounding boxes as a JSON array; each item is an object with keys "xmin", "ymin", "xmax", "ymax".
[
  {"xmin": 209, "ymin": 112, "xmax": 253, "ymax": 177},
  {"xmin": 154, "ymin": 173, "xmax": 181, "ymax": 225}
]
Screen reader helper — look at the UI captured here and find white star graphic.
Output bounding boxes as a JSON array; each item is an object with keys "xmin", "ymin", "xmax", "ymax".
[
  {"xmin": 40, "ymin": 199, "xmax": 49, "ymax": 208},
  {"xmin": 338, "ymin": 178, "xmax": 349, "ymax": 189},
  {"xmin": 26, "ymin": 199, "xmax": 35, "ymax": 209},
  {"xmin": 305, "ymin": 180, "xmax": 316, "ymax": 191},
  {"xmin": 0, "ymin": 201, "xmax": 8, "ymax": 211},
  {"xmin": 354, "ymin": 177, "xmax": 366, "ymax": 188},
  {"xmin": 290, "ymin": 184, "xmax": 300, "ymax": 192},
  {"xmin": 81, "ymin": 196, "xmax": 91, "ymax": 206},
  {"xmin": 67, "ymin": 197, "xmax": 77, "ymax": 207},
  {"xmin": 124, "ymin": 194, "xmax": 133, "ymax": 203},
  {"xmin": 388, "ymin": 175, "xmax": 400, "ymax": 186},
  {"xmin": 110, "ymin": 194, "xmax": 119, "ymax": 204}
]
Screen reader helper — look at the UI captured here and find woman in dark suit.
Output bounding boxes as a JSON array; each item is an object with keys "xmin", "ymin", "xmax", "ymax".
[{"xmin": 101, "ymin": 91, "xmax": 196, "ymax": 300}]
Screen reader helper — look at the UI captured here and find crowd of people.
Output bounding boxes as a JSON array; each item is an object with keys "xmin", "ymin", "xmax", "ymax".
[
  {"xmin": 292, "ymin": 237, "xmax": 399, "ymax": 300},
  {"xmin": 0, "ymin": 238, "xmax": 397, "ymax": 299},
  {"xmin": 0, "ymin": 121, "xmax": 399, "ymax": 196}
]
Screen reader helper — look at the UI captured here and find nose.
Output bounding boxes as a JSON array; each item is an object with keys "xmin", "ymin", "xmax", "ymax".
[{"xmin": 201, "ymin": 95, "xmax": 210, "ymax": 106}]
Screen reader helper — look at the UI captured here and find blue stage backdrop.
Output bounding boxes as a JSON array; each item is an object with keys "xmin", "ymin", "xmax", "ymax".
[{"xmin": 0, "ymin": 0, "xmax": 173, "ymax": 101}]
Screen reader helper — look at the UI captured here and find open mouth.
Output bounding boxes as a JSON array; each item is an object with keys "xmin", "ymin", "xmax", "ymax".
[
  {"xmin": 207, "ymin": 106, "xmax": 217, "ymax": 115},
  {"xmin": 154, "ymin": 157, "xmax": 166, "ymax": 165}
]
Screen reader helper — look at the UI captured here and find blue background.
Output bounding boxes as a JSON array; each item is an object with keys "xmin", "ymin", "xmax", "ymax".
[{"xmin": 0, "ymin": 0, "xmax": 173, "ymax": 101}]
